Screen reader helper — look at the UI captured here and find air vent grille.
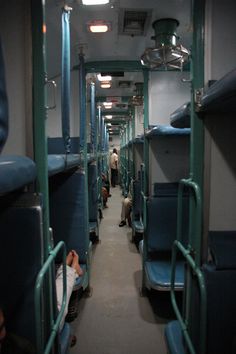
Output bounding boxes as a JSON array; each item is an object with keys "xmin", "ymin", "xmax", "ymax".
[{"xmin": 119, "ymin": 8, "xmax": 152, "ymax": 36}]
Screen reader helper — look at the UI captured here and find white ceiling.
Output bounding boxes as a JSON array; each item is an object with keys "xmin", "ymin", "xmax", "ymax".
[
  {"xmin": 46, "ymin": 0, "xmax": 192, "ymax": 78},
  {"xmin": 45, "ymin": 0, "xmax": 191, "ymax": 133}
]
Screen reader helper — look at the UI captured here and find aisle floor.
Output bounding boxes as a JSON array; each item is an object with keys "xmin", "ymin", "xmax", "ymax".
[{"xmin": 71, "ymin": 186, "xmax": 169, "ymax": 354}]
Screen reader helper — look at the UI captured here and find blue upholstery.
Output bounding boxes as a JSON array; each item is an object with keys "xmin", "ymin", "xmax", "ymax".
[
  {"xmin": 145, "ymin": 260, "xmax": 185, "ymax": 290},
  {"xmin": 60, "ymin": 322, "xmax": 71, "ymax": 354},
  {"xmin": 209, "ymin": 231, "xmax": 236, "ymax": 269},
  {"xmin": 0, "ymin": 155, "xmax": 36, "ymax": 194},
  {"xmin": 48, "ymin": 137, "xmax": 79, "ymax": 154},
  {"xmin": 65, "ymin": 154, "xmax": 81, "ymax": 169},
  {"xmin": 132, "ymin": 180, "xmax": 142, "ymax": 217},
  {"xmin": 144, "ymin": 187, "xmax": 189, "ymax": 290},
  {"xmin": 0, "ymin": 194, "xmax": 43, "ymax": 348},
  {"xmin": 200, "ymin": 67, "xmax": 236, "ymax": 112},
  {"xmin": 48, "ymin": 138, "xmax": 80, "ymax": 175},
  {"xmin": 170, "ymin": 102, "xmax": 190, "ymax": 129},
  {"xmin": 0, "ymin": 40, "xmax": 8, "ymax": 152},
  {"xmin": 153, "ymin": 182, "xmax": 179, "ymax": 197},
  {"xmin": 48, "ymin": 155, "xmax": 66, "ymax": 176},
  {"xmin": 133, "ymin": 135, "xmax": 144, "ymax": 144},
  {"xmin": 165, "ymin": 321, "xmax": 185, "ymax": 354},
  {"xmin": 166, "ymin": 232, "xmax": 236, "ymax": 354},
  {"xmin": 49, "ymin": 170, "xmax": 89, "ymax": 264},
  {"xmin": 203, "ymin": 263, "xmax": 236, "ymax": 354},
  {"xmin": 147, "ymin": 196, "xmax": 178, "ymax": 252},
  {"xmin": 146, "ymin": 125, "xmax": 190, "ymax": 138},
  {"xmin": 88, "ymin": 162, "xmax": 98, "ymax": 222}
]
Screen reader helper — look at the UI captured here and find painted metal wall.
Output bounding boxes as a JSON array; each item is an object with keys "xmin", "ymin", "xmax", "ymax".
[
  {"xmin": 204, "ymin": 0, "xmax": 236, "ymax": 231},
  {"xmin": 148, "ymin": 71, "xmax": 190, "ymax": 126},
  {"xmin": 0, "ymin": 0, "xmax": 32, "ymax": 156}
]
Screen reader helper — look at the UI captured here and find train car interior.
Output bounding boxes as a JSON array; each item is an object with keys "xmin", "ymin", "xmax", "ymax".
[{"xmin": 0, "ymin": 0, "xmax": 236, "ymax": 353}]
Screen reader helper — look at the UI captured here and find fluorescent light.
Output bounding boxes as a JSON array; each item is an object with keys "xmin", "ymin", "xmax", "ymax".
[
  {"xmin": 87, "ymin": 20, "xmax": 111, "ymax": 33},
  {"xmin": 103, "ymin": 102, "xmax": 112, "ymax": 107},
  {"xmin": 105, "ymin": 115, "xmax": 112, "ymax": 119},
  {"xmin": 82, "ymin": 0, "xmax": 109, "ymax": 5},
  {"xmin": 97, "ymin": 73, "xmax": 112, "ymax": 81},
  {"xmin": 90, "ymin": 24, "xmax": 108, "ymax": 33},
  {"xmin": 101, "ymin": 82, "xmax": 111, "ymax": 89}
]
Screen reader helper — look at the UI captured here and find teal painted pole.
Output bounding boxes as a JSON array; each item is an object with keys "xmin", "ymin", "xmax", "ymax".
[
  {"xmin": 190, "ymin": 0, "xmax": 205, "ymax": 265},
  {"xmin": 61, "ymin": 7, "xmax": 72, "ymax": 154},
  {"xmin": 90, "ymin": 81, "xmax": 96, "ymax": 155},
  {"xmin": 31, "ymin": 1, "xmax": 56, "ymax": 352},
  {"xmin": 79, "ymin": 53, "xmax": 90, "ymax": 286},
  {"xmin": 31, "ymin": 0, "xmax": 51, "ymax": 257},
  {"xmin": 143, "ymin": 69, "xmax": 149, "ymax": 196}
]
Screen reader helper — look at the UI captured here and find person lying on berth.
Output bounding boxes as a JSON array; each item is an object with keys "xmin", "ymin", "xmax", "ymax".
[
  {"xmin": 56, "ymin": 249, "xmax": 83, "ymax": 330},
  {"xmin": 0, "ymin": 250, "xmax": 83, "ymax": 353}
]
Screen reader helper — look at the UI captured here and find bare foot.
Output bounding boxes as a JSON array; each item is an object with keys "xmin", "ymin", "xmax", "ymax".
[
  {"xmin": 71, "ymin": 251, "xmax": 83, "ymax": 276},
  {"xmin": 66, "ymin": 251, "xmax": 73, "ymax": 266}
]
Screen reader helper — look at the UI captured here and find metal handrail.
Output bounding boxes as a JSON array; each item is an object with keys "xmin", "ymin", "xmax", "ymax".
[
  {"xmin": 35, "ymin": 241, "xmax": 67, "ymax": 354},
  {"xmin": 170, "ymin": 178, "xmax": 206, "ymax": 354},
  {"xmin": 171, "ymin": 241, "xmax": 206, "ymax": 354}
]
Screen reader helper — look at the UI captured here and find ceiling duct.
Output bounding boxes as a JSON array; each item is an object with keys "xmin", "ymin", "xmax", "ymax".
[
  {"xmin": 129, "ymin": 82, "xmax": 143, "ymax": 106},
  {"xmin": 141, "ymin": 18, "xmax": 189, "ymax": 70},
  {"xmin": 119, "ymin": 9, "xmax": 152, "ymax": 36}
]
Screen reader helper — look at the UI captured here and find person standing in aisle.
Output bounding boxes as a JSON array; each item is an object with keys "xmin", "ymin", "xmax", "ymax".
[{"xmin": 110, "ymin": 148, "xmax": 118, "ymax": 187}]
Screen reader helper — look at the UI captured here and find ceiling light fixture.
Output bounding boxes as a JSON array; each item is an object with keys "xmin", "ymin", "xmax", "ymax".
[
  {"xmin": 103, "ymin": 102, "xmax": 113, "ymax": 109},
  {"xmin": 141, "ymin": 18, "xmax": 189, "ymax": 70},
  {"xmin": 82, "ymin": 0, "xmax": 109, "ymax": 5},
  {"xmin": 101, "ymin": 82, "xmax": 111, "ymax": 89},
  {"xmin": 105, "ymin": 115, "xmax": 112, "ymax": 119},
  {"xmin": 88, "ymin": 20, "xmax": 111, "ymax": 33}
]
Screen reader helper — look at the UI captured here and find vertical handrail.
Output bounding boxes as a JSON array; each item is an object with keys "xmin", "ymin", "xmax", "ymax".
[
  {"xmin": 170, "ymin": 178, "xmax": 206, "ymax": 354},
  {"xmin": 35, "ymin": 241, "xmax": 67, "ymax": 354},
  {"xmin": 61, "ymin": 6, "xmax": 72, "ymax": 154},
  {"xmin": 79, "ymin": 52, "xmax": 90, "ymax": 289}
]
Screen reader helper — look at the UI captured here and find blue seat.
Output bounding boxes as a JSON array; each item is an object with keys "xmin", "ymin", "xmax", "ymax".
[
  {"xmin": 165, "ymin": 231, "xmax": 236, "ymax": 354},
  {"xmin": 88, "ymin": 162, "xmax": 99, "ymax": 240},
  {"xmin": 165, "ymin": 321, "xmax": 185, "ymax": 354},
  {"xmin": 0, "ymin": 195, "xmax": 44, "ymax": 349},
  {"xmin": 48, "ymin": 154, "xmax": 66, "ymax": 176},
  {"xmin": 0, "ymin": 42, "xmax": 36, "ymax": 194},
  {"xmin": 48, "ymin": 137, "xmax": 81, "ymax": 175},
  {"xmin": 200, "ymin": 67, "xmax": 236, "ymax": 112},
  {"xmin": 146, "ymin": 125, "xmax": 190, "ymax": 138},
  {"xmin": 170, "ymin": 102, "xmax": 190, "ymax": 129},
  {"xmin": 132, "ymin": 179, "xmax": 144, "ymax": 237},
  {"xmin": 49, "ymin": 169, "xmax": 90, "ymax": 290},
  {"xmin": 143, "ymin": 184, "xmax": 188, "ymax": 291},
  {"xmin": 0, "ymin": 155, "xmax": 37, "ymax": 194}
]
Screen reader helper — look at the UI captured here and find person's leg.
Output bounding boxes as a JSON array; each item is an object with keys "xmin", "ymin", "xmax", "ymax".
[
  {"xmin": 119, "ymin": 197, "xmax": 131, "ymax": 227},
  {"xmin": 111, "ymin": 169, "xmax": 114, "ymax": 187}
]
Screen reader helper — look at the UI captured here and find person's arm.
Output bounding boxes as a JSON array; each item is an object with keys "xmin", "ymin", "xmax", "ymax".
[{"xmin": 56, "ymin": 265, "xmax": 77, "ymax": 331}]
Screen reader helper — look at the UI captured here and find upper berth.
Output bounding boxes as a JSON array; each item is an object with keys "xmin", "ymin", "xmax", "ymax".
[
  {"xmin": 170, "ymin": 102, "xmax": 190, "ymax": 128},
  {"xmin": 0, "ymin": 40, "xmax": 36, "ymax": 195},
  {"xmin": 146, "ymin": 125, "xmax": 190, "ymax": 139},
  {"xmin": 199, "ymin": 67, "xmax": 236, "ymax": 113}
]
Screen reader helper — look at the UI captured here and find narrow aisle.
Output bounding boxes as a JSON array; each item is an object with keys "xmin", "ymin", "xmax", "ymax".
[{"xmin": 71, "ymin": 187, "xmax": 167, "ymax": 354}]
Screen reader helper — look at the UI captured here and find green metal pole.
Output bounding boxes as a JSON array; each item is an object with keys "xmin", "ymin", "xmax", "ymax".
[
  {"xmin": 79, "ymin": 53, "xmax": 90, "ymax": 289},
  {"xmin": 31, "ymin": 2, "xmax": 56, "ymax": 352},
  {"xmin": 190, "ymin": 0, "xmax": 205, "ymax": 266},
  {"xmin": 143, "ymin": 69, "xmax": 149, "ymax": 196},
  {"xmin": 31, "ymin": 0, "xmax": 51, "ymax": 257}
]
